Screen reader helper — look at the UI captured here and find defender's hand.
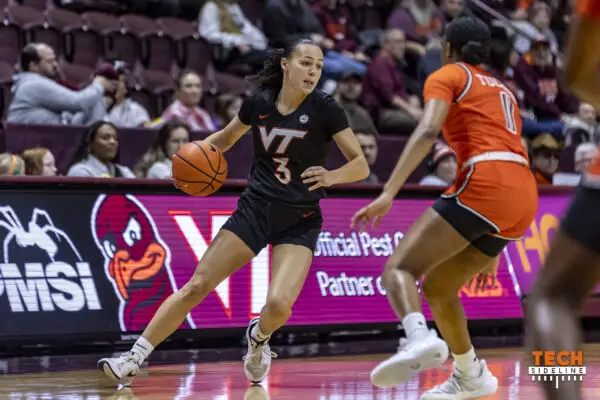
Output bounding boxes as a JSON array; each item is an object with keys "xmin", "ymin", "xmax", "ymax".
[
  {"xmin": 351, "ymin": 191, "xmax": 394, "ymax": 231},
  {"xmin": 301, "ymin": 166, "xmax": 336, "ymax": 191}
]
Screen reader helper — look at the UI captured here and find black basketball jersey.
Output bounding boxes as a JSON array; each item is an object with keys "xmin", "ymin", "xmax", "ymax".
[{"xmin": 238, "ymin": 87, "xmax": 349, "ymax": 205}]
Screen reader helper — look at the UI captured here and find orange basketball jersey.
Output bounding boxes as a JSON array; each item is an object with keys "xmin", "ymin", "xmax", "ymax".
[{"xmin": 423, "ymin": 62, "xmax": 528, "ymax": 168}]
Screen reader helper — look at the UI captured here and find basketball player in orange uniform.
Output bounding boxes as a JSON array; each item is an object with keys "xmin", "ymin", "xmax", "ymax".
[
  {"xmin": 526, "ymin": 2, "xmax": 600, "ymax": 399},
  {"xmin": 352, "ymin": 16, "xmax": 538, "ymax": 398}
]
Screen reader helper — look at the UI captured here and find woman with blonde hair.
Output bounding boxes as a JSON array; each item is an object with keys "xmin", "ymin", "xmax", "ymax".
[
  {"xmin": 135, "ymin": 120, "xmax": 191, "ymax": 179},
  {"xmin": 0, "ymin": 153, "xmax": 25, "ymax": 176},
  {"xmin": 22, "ymin": 147, "xmax": 57, "ymax": 176}
]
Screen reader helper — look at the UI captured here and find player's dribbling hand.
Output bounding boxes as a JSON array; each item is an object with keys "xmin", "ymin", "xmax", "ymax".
[
  {"xmin": 170, "ymin": 175, "xmax": 185, "ymax": 190},
  {"xmin": 301, "ymin": 166, "xmax": 336, "ymax": 191},
  {"xmin": 350, "ymin": 191, "xmax": 394, "ymax": 231}
]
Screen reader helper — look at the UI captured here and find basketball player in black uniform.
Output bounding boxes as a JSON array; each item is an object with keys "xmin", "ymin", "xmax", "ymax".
[
  {"xmin": 526, "ymin": 3, "xmax": 600, "ymax": 399},
  {"xmin": 98, "ymin": 38, "xmax": 369, "ymax": 386}
]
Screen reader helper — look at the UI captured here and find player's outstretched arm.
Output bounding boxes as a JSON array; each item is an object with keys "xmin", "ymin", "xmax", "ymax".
[
  {"xmin": 383, "ymin": 99, "xmax": 449, "ymax": 197},
  {"xmin": 204, "ymin": 116, "xmax": 251, "ymax": 153},
  {"xmin": 350, "ymin": 100, "xmax": 447, "ymax": 229},
  {"xmin": 301, "ymin": 128, "xmax": 369, "ymax": 191}
]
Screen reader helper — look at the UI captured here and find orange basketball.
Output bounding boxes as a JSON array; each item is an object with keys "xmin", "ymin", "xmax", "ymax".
[{"xmin": 171, "ymin": 141, "xmax": 228, "ymax": 196}]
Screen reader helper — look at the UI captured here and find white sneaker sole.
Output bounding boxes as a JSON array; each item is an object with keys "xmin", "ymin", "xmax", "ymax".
[
  {"xmin": 370, "ymin": 340, "xmax": 449, "ymax": 388},
  {"xmin": 98, "ymin": 358, "xmax": 134, "ymax": 387},
  {"xmin": 420, "ymin": 375, "xmax": 499, "ymax": 399}
]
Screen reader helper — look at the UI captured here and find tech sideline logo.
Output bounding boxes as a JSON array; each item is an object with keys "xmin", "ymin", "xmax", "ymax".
[{"xmin": 529, "ymin": 350, "xmax": 586, "ymax": 389}]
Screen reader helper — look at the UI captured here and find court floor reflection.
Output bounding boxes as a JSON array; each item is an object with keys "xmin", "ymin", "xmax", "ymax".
[{"xmin": 2, "ymin": 346, "xmax": 600, "ymax": 399}]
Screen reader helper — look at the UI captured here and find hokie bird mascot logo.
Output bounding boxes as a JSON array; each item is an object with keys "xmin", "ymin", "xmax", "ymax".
[{"xmin": 91, "ymin": 195, "xmax": 194, "ymax": 332}]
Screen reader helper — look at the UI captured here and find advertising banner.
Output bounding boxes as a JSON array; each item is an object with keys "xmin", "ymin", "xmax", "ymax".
[{"xmin": 0, "ymin": 189, "xmax": 574, "ymax": 338}]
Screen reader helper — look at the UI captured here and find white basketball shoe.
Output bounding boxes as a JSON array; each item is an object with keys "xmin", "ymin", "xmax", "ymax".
[
  {"xmin": 243, "ymin": 317, "xmax": 277, "ymax": 383},
  {"xmin": 370, "ymin": 329, "xmax": 450, "ymax": 388},
  {"xmin": 98, "ymin": 351, "xmax": 141, "ymax": 387},
  {"xmin": 420, "ymin": 359, "xmax": 498, "ymax": 399}
]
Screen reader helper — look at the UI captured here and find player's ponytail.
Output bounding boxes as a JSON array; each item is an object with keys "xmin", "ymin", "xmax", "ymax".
[
  {"xmin": 248, "ymin": 48, "xmax": 285, "ymax": 89},
  {"xmin": 460, "ymin": 41, "xmax": 489, "ymax": 65},
  {"xmin": 248, "ymin": 38, "xmax": 317, "ymax": 89}
]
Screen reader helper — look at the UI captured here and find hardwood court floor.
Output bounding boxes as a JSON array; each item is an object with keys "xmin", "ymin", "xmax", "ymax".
[{"xmin": 2, "ymin": 345, "xmax": 600, "ymax": 399}]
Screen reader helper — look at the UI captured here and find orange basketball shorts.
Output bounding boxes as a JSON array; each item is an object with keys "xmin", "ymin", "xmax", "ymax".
[{"xmin": 442, "ymin": 161, "xmax": 539, "ymax": 240}]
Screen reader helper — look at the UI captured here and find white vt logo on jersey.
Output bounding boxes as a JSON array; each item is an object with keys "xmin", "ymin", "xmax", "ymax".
[
  {"xmin": 258, "ymin": 127, "xmax": 308, "ymax": 154},
  {"xmin": 0, "ymin": 207, "xmax": 102, "ymax": 313}
]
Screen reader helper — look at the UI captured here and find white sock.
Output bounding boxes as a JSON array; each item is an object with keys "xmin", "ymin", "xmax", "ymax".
[
  {"xmin": 130, "ymin": 336, "xmax": 154, "ymax": 364},
  {"xmin": 402, "ymin": 312, "xmax": 428, "ymax": 340},
  {"xmin": 251, "ymin": 321, "xmax": 271, "ymax": 342},
  {"xmin": 453, "ymin": 347, "xmax": 479, "ymax": 376}
]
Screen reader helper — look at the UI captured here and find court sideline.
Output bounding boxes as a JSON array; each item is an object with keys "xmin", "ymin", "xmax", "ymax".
[{"xmin": 1, "ymin": 345, "xmax": 600, "ymax": 399}]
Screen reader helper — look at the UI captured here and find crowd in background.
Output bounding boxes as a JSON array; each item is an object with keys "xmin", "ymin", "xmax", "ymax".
[{"xmin": 0, "ymin": 0, "xmax": 598, "ymax": 188}]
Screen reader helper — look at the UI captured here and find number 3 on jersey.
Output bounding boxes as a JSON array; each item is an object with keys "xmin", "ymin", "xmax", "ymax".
[
  {"xmin": 273, "ymin": 157, "xmax": 291, "ymax": 184},
  {"xmin": 499, "ymin": 91, "xmax": 518, "ymax": 135},
  {"xmin": 259, "ymin": 126, "xmax": 308, "ymax": 185}
]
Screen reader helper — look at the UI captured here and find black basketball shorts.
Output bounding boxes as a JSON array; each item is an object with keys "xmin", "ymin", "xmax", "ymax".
[
  {"xmin": 432, "ymin": 196, "xmax": 509, "ymax": 257},
  {"xmin": 560, "ymin": 183, "xmax": 600, "ymax": 255},
  {"xmin": 221, "ymin": 189, "xmax": 323, "ymax": 255}
]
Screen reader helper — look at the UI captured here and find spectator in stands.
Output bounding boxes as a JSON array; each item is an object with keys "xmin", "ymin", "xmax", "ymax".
[
  {"xmin": 387, "ymin": 0, "xmax": 444, "ymax": 56},
  {"xmin": 311, "ymin": 0, "xmax": 369, "ymax": 80},
  {"xmin": 7, "ymin": 43, "xmax": 115, "ymax": 126},
  {"xmin": 415, "ymin": 0, "xmax": 470, "ymax": 79},
  {"xmin": 513, "ymin": 0, "xmax": 534, "ymax": 19},
  {"xmin": 355, "ymin": 131, "xmax": 380, "ymax": 184},
  {"xmin": 485, "ymin": 28, "xmax": 563, "ymax": 138},
  {"xmin": 513, "ymin": 37, "xmax": 578, "ymax": 124},
  {"xmin": 22, "ymin": 148, "xmax": 57, "ymax": 176},
  {"xmin": 262, "ymin": 0, "xmax": 333, "ymax": 51},
  {"xmin": 334, "ymin": 72, "xmax": 378, "ymax": 136},
  {"xmin": 68, "ymin": 121, "xmax": 135, "ymax": 178},
  {"xmin": 513, "ymin": 2, "xmax": 559, "ymax": 55},
  {"xmin": 0, "ymin": 154, "xmax": 25, "ymax": 176},
  {"xmin": 418, "ymin": 41, "xmax": 442, "ymax": 84},
  {"xmin": 440, "ymin": 0, "xmax": 471, "ymax": 25},
  {"xmin": 214, "ymin": 93, "xmax": 244, "ymax": 129},
  {"xmin": 135, "ymin": 120, "xmax": 191, "ymax": 179},
  {"xmin": 156, "ymin": 70, "xmax": 217, "ymax": 131},
  {"xmin": 105, "ymin": 63, "xmax": 151, "ymax": 128},
  {"xmin": 563, "ymin": 103, "xmax": 599, "ymax": 146},
  {"xmin": 419, "ymin": 142, "xmax": 457, "ymax": 186},
  {"xmin": 553, "ymin": 142, "xmax": 599, "ymax": 185},
  {"xmin": 361, "ymin": 29, "xmax": 423, "ymax": 134},
  {"xmin": 530, "ymin": 133, "xmax": 560, "ymax": 184},
  {"xmin": 574, "ymin": 142, "xmax": 598, "ymax": 173},
  {"xmin": 199, "ymin": 0, "xmax": 268, "ymax": 73}
]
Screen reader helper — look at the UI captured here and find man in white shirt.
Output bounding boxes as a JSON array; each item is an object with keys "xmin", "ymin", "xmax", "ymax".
[{"xmin": 7, "ymin": 43, "xmax": 115, "ymax": 125}]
